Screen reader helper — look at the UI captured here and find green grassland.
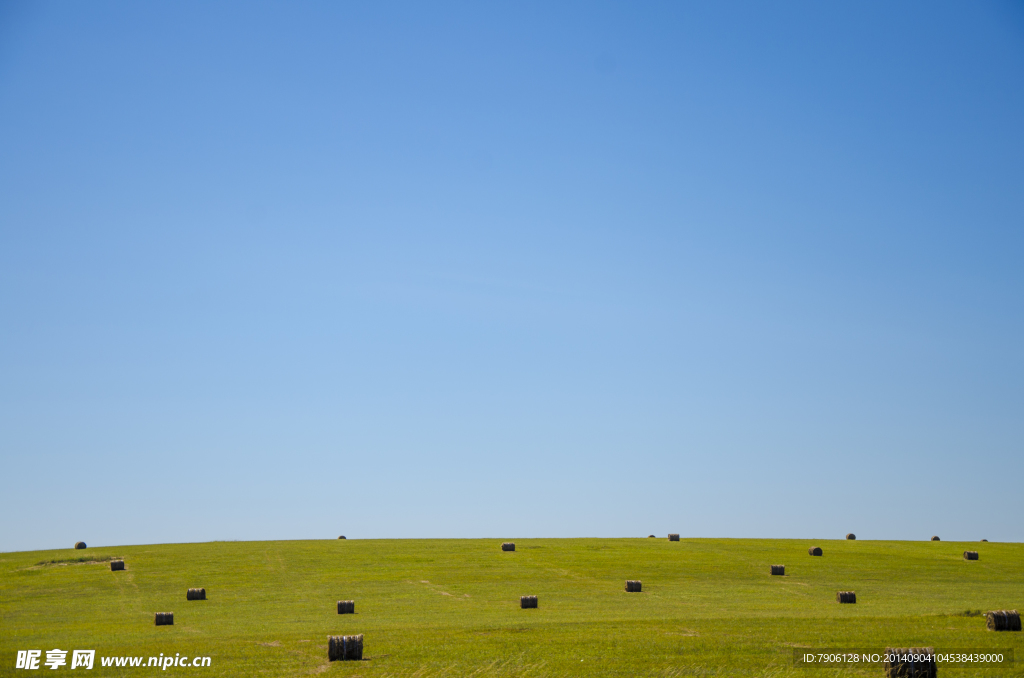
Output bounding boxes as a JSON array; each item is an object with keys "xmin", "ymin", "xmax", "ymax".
[{"xmin": 1, "ymin": 538, "xmax": 1021, "ymax": 677}]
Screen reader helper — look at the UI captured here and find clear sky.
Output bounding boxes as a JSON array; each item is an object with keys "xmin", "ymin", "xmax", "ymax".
[{"xmin": 1, "ymin": 1, "xmax": 1022, "ymax": 552}]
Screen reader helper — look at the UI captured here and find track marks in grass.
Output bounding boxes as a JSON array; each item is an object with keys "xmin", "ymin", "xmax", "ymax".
[
  {"xmin": 410, "ymin": 579, "xmax": 469, "ymax": 600},
  {"xmin": 30, "ymin": 555, "xmax": 123, "ymax": 568},
  {"xmin": 264, "ymin": 550, "xmax": 287, "ymax": 573},
  {"xmin": 377, "ymin": 655, "xmax": 548, "ymax": 677}
]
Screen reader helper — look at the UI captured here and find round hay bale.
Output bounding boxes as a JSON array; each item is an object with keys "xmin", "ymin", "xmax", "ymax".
[
  {"xmin": 337, "ymin": 600, "xmax": 355, "ymax": 614},
  {"xmin": 74, "ymin": 542, "xmax": 86, "ymax": 550},
  {"xmin": 986, "ymin": 610, "xmax": 1021, "ymax": 632},
  {"xmin": 770, "ymin": 565, "xmax": 785, "ymax": 576},
  {"xmin": 647, "ymin": 535, "xmax": 655, "ymax": 538},
  {"xmin": 981, "ymin": 539, "xmax": 988, "ymax": 542},
  {"xmin": 501, "ymin": 542, "xmax": 515, "ymax": 552},
  {"xmin": 930, "ymin": 535, "xmax": 940, "ymax": 541},
  {"xmin": 155, "ymin": 612, "xmax": 174, "ymax": 626},
  {"xmin": 884, "ymin": 647, "xmax": 936, "ymax": 678},
  {"xmin": 328, "ymin": 634, "xmax": 363, "ymax": 661},
  {"xmin": 187, "ymin": 588, "xmax": 206, "ymax": 601},
  {"xmin": 963, "ymin": 551, "xmax": 979, "ymax": 561},
  {"xmin": 836, "ymin": 591, "xmax": 856, "ymax": 604},
  {"xmin": 808, "ymin": 546, "xmax": 823, "ymax": 556},
  {"xmin": 520, "ymin": 595, "xmax": 538, "ymax": 609},
  {"xmin": 846, "ymin": 533, "xmax": 856, "ymax": 540},
  {"xmin": 668, "ymin": 534, "xmax": 680, "ymax": 541},
  {"xmin": 625, "ymin": 580, "xmax": 642, "ymax": 592},
  {"xmin": 110, "ymin": 560, "xmax": 125, "ymax": 571},
  {"xmin": 338, "ymin": 536, "xmax": 346, "ymax": 540}
]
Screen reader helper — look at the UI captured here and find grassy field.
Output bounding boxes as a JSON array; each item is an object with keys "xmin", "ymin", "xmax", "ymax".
[{"xmin": 1, "ymin": 538, "xmax": 1021, "ymax": 677}]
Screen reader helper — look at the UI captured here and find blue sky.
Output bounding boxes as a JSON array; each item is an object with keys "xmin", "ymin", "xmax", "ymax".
[{"xmin": 1, "ymin": 1, "xmax": 1022, "ymax": 552}]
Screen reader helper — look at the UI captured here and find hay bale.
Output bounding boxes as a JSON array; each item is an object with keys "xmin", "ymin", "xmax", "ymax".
[
  {"xmin": 74, "ymin": 542, "xmax": 86, "ymax": 550},
  {"xmin": 930, "ymin": 535, "xmax": 940, "ymax": 541},
  {"xmin": 155, "ymin": 612, "xmax": 174, "ymax": 626},
  {"xmin": 986, "ymin": 610, "xmax": 1021, "ymax": 632},
  {"xmin": 808, "ymin": 546, "xmax": 822, "ymax": 556},
  {"xmin": 625, "ymin": 580, "xmax": 642, "ymax": 592},
  {"xmin": 328, "ymin": 634, "xmax": 363, "ymax": 661},
  {"xmin": 846, "ymin": 533, "xmax": 856, "ymax": 540},
  {"xmin": 963, "ymin": 551, "xmax": 979, "ymax": 561},
  {"xmin": 836, "ymin": 591, "xmax": 856, "ymax": 604},
  {"xmin": 186, "ymin": 588, "xmax": 206, "ymax": 601},
  {"xmin": 501, "ymin": 542, "xmax": 515, "ymax": 552},
  {"xmin": 883, "ymin": 647, "xmax": 936, "ymax": 678},
  {"xmin": 770, "ymin": 565, "xmax": 785, "ymax": 576},
  {"xmin": 668, "ymin": 534, "xmax": 680, "ymax": 541},
  {"xmin": 520, "ymin": 595, "xmax": 538, "ymax": 609},
  {"xmin": 338, "ymin": 536, "xmax": 346, "ymax": 539},
  {"xmin": 110, "ymin": 560, "xmax": 125, "ymax": 571},
  {"xmin": 981, "ymin": 539, "xmax": 988, "ymax": 542},
  {"xmin": 647, "ymin": 535, "xmax": 655, "ymax": 538},
  {"xmin": 337, "ymin": 600, "xmax": 355, "ymax": 614}
]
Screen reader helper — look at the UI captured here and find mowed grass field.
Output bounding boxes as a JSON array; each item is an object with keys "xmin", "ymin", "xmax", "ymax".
[{"xmin": 1, "ymin": 538, "xmax": 1021, "ymax": 677}]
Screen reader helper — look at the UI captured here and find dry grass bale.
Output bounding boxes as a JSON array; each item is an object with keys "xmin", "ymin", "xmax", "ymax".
[
  {"xmin": 884, "ymin": 647, "xmax": 936, "ymax": 678},
  {"xmin": 986, "ymin": 610, "xmax": 1021, "ymax": 632},
  {"xmin": 74, "ymin": 542, "xmax": 86, "ymax": 550},
  {"xmin": 110, "ymin": 560, "xmax": 125, "ymax": 571},
  {"xmin": 520, "ymin": 595, "xmax": 538, "ymax": 609},
  {"xmin": 963, "ymin": 551, "xmax": 979, "ymax": 561},
  {"xmin": 186, "ymin": 588, "xmax": 206, "ymax": 601},
  {"xmin": 836, "ymin": 591, "xmax": 856, "ymax": 604},
  {"xmin": 846, "ymin": 533, "xmax": 856, "ymax": 540},
  {"xmin": 770, "ymin": 565, "xmax": 785, "ymax": 576},
  {"xmin": 668, "ymin": 534, "xmax": 680, "ymax": 541},
  {"xmin": 808, "ymin": 547, "xmax": 823, "ymax": 556},
  {"xmin": 337, "ymin": 600, "xmax": 355, "ymax": 614},
  {"xmin": 625, "ymin": 580, "xmax": 642, "ymax": 592},
  {"xmin": 981, "ymin": 539, "xmax": 988, "ymax": 542},
  {"xmin": 338, "ymin": 536, "xmax": 346, "ymax": 539},
  {"xmin": 647, "ymin": 535, "xmax": 655, "ymax": 538},
  {"xmin": 328, "ymin": 634, "xmax": 363, "ymax": 661},
  {"xmin": 931, "ymin": 536, "xmax": 940, "ymax": 541},
  {"xmin": 501, "ymin": 542, "xmax": 515, "ymax": 552},
  {"xmin": 155, "ymin": 612, "xmax": 174, "ymax": 626}
]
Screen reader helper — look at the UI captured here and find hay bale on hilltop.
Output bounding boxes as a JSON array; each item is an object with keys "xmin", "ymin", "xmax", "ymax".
[
  {"xmin": 74, "ymin": 542, "xmax": 86, "ymax": 550},
  {"xmin": 520, "ymin": 595, "xmax": 538, "ymax": 609},
  {"xmin": 846, "ymin": 533, "xmax": 856, "ymax": 540},
  {"xmin": 771, "ymin": 565, "xmax": 785, "ymax": 576},
  {"xmin": 808, "ymin": 547, "xmax": 823, "ymax": 556},
  {"xmin": 931, "ymin": 536, "xmax": 940, "ymax": 541},
  {"xmin": 501, "ymin": 542, "xmax": 515, "ymax": 552},
  {"xmin": 836, "ymin": 591, "xmax": 856, "ymax": 604},
  {"xmin": 187, "ymin": 588, "xmax": 206, "ymax": 601},
  {"xmin": 625, "ymin": 580, "xmax": 642, "ymax": 592},
  {"xmin": 328, "ymin": 634, "xmax": 363, "ymax": 661},
  {"xmin": 338, "ymin": 536, "xmax": 346, "ymax": 540},
  {"xmin": 110, "ymin": 560, "xmax": 125, "ymax": 571},
  {"xmin": 986, "ymin": 610, "xmax": 1021, "ymax": 632},
  {"xmin": 963, "ymin": 551, "xmax": 979, "ymax": 561},
  {"xmin": 668, "ymin": 534, "xmax": 680, "ymax": 541},
  {"xmin": 647, "ymin": 535, "xmax": 655, "ymax": 538},
  {"xmin": 155, "ymin": 612, "xmax": 174, "ymax": 626},
  {"xmin": 337, "ymin": 600, "xmax": 355, "ymax": 614},
  {"xmin": 884, "ymin": 647, "xmax": 936, "ymax": 678},
  {"xmin": 981, "ymin": 539, "xmax": 988, "ymax": 542}
]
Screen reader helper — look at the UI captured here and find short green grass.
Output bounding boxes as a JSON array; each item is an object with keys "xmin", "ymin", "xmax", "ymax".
[{"xmin": 1, "ymin": 538, "xmax": 1021, "ymax": 676}]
